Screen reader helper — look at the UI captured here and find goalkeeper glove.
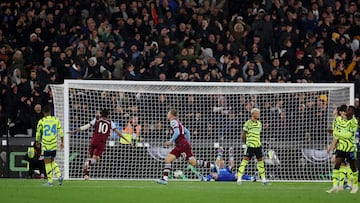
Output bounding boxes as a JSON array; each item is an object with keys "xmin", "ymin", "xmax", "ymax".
[{"xmin": 241, "ymin": 144, "xmax": 247, "ymax": 149}]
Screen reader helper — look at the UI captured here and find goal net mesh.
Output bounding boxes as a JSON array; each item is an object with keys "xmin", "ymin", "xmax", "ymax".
[{"xmin": 51, "ymin": 81, "xmax": 352, "ymax": 181}]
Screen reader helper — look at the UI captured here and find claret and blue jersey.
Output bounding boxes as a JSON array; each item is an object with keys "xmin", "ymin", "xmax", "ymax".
[{"xmin": 169, "ymin": 118, "xmax": 190, "ymax": 145}]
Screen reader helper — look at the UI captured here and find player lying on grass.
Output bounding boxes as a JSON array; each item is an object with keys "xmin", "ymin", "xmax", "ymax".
[
  {"xmin": 326, "ymin": 105, "xmax": 358, "ymax": 194},
  {"xmin": 157, "ymin": 109, "xmax": 213, "ymax": 185},
  {"xmin": 202, "ymin": 147, "xmax": 256, "ymax": 182},
  {"xmin": 68, "ymin": 109, "xmax": 131, "ymax": 180}
]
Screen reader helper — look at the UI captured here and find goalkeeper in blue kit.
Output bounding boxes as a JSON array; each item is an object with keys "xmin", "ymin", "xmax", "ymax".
[{"xmin": 202, "ymin": 147, "xmax": 255, "ymax": 182}]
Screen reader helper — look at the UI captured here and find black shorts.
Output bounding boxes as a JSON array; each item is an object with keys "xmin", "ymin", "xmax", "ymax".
[
  {"xmin": 43, "ymin": 150, "xmax": 57, "ymax": 159},
  {"xmin": 243, "ymin": 146, "xmax": 263, "ymax": 159},
  {"xmin": 335, "ymin": 150, "xmax": 356, "ymax": 161}
]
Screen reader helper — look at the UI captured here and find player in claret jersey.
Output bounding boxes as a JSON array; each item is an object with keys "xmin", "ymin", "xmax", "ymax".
[
  {"xmin": 68, "ymin": 109, "xmax": 131, "ymax": 179},
  {"xmin": 157, "ymin": 109, "xmax": 213, "ymax": 185}
]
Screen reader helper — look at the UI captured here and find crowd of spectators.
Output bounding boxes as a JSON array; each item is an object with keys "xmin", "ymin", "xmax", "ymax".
[{"xmin": 1, "ymin": 0, "xmax": 360, "ymax": 136}]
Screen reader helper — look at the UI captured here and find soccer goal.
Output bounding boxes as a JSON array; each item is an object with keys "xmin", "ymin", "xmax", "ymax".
[{"xmin": 50, "ymin": 80, "xmax": 354, "ymax": 181}]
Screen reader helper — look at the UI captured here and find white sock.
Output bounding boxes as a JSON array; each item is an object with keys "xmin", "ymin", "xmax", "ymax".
[{"xmin": 88, "ymin": 158, "xmax": 97, "ymax": 165}]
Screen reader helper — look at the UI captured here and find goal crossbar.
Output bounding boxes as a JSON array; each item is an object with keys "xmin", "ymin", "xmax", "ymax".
[{"xmin": 51, "ymin": 80, "xmax": 354, "ymax": 181}]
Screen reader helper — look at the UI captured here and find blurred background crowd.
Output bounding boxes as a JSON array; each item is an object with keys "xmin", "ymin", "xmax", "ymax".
[{"xmin": 0, "ymin": 0, "xmax": 360, "ymax": 137}]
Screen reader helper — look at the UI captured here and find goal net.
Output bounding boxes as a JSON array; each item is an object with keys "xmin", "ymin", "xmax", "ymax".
[{"xmin": 50, "ymin": 80, "xmax": 354, "ymax": 181}]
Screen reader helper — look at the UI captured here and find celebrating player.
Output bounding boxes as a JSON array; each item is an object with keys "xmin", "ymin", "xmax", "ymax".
[
  {"xmin": 202, "ymin": 147, "xmax": 255, "ymax": 182},
  {"xmin": 35, "ymin": 105, "xmax": 64, "ymax": 186},
  {"xmin": 326, "ymin": 106, "xmax": 359, "ymax": 193},
  {"xmin": 68, "ymin": 109, "xmax": 131, "ymax": 179},
  {"xmin": 157, "ymin": 109, "xmax": 213, "ymax": 184},
  {"xmin": 237, "ymin": 108, "xmax": 269, "ymax": 185},
  {"xmin": 327, "ymin": 104, "xmax": 352, "ymax": 190}
]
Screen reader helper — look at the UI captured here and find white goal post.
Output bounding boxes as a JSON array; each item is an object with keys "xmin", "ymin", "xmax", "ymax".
[{"xmin": 50, "ymin": 80, "xmax": 354, "ymax": 181}]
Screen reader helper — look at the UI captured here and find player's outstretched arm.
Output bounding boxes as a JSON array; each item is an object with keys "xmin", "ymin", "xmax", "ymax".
[
  {"xmin": 114, "ymin": 128, "xmax": 132, "ymax": 145},
  {"xmin": 35, "ymin": 121, "xmax": 43, "ymax": 142},
  {"xmin": 60, "ymin": 136, "xmax": 64, "ymax": 149},
  {"xmin": 67, "ymin": 123, "xmax": 91, "ymax": 134},
  {"xmin": 169, "ymin": 128, "xmax": 180, "ymax": 145},
  {"xmin": 184, "ymin": 127, "xmax": 190, "ymax": 142},
  {"xmin": 241, "ymin": 131, "xmax": 246, "ymax": 143},
  {"xmin": 326, "ymin": 138, "xmax": 338, "ymax": 154}
]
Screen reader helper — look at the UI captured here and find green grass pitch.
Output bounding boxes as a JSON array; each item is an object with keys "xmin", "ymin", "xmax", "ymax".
[{"xmin": 0, "ymin": 179, "xmax": 359, "ymax": 203}]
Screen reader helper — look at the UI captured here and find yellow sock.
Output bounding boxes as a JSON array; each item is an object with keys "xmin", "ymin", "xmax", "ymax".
[
  {"xmin": 333, "ymin": 169, "xmax": 340, "ymax": 188},
  {"xmin": 353, "ymin": 171, "xmax": 359, "ymax": 187},
  {"xmin": 237, "ymin": 159, "xmax": 248, "ymax": 178},
  {"xmin": 257, "ymin": 160, "xmax": 266, "ymax": 180},
  {"xmin": 346, "ymin": 165, "xmax": 353, "ymax": 186},
  {"xmin": 52, "ymin": 161, "xmax": 62, "ymax": 178},
  {"xmin": 45, "ymin": 163, "xmax": 53, "ymax": 183},
  {"xmin": 339, "ymin": 165, "xmax": 346, "ymax": 188}
]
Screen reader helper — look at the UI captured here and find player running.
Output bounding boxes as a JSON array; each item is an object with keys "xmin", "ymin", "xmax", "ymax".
[
  {"xmin": 326, "ymin": 106, "xmax": 359, "ymax": 193},
  {"xmin": 202, "ymin": 147, "xmax": 256, "ymax": 182},
  {"xmin": 35, "ymin": 105, "xmax": 64, "ymax": 186},
  {"xmin": 237, "ymin": 108, "xmax": 269, "ymax": 185},
  {"xmin": 157, "ymin": 109, "xmax": 213, "ymax": 184},
  {"xmin": 68, "ymin": 109, "xmax": 131, "ymax": 179}
]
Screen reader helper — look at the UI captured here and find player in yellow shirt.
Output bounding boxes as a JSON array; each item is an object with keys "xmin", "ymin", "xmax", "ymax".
[
  {"xmin": 327, "ymin": 105, "xmax": 352, "ymax": 190},
  {"xmin": 326, "ymin": 106, "xmax": 358, "ymax": 193},
  {"xmin": 237, "ymin": 108, "xmax": 269, "ymax": 185},
  {"xmin": 36, "ymin": 105, "xmax": 64, "ymax": 186}
]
